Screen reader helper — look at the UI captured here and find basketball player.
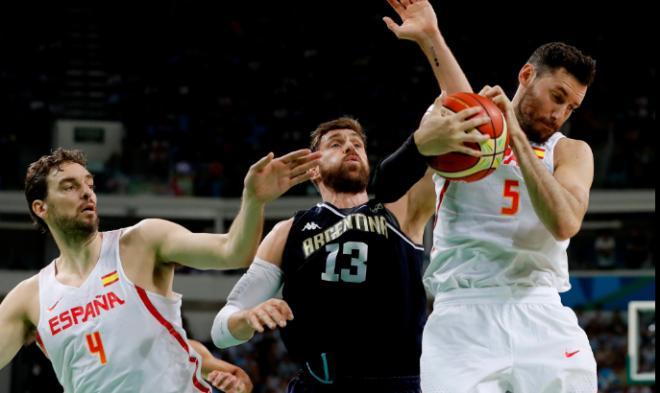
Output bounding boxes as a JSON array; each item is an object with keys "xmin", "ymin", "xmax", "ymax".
[
  {"xmin": 378, "ymin": 0, "xmax": 598, "ymax": 392},
  {"xmin": 210, "ymin": 111, "xmax": 489, "ymax": 393},
  {"xmin": 0, "ymin": 147, "xmax": 320, "ymax": 392}
]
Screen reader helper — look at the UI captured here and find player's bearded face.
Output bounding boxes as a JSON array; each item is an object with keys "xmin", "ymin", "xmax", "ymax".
[
  {"xmin": 516, "ymin": 68, "xmax": 587, "ymax": 143},
  {"xmin": 50, "ymin": 202, "xmax": 99, "ymax": 239},
  {"xmin": 45, "ymin": 162, "xmax": 99, "ymax": 240},
  {"xmin": 321, "ymin": 157, "xmax": 370, "ymax": 193},
  {"xmin": 318, "ymin": 130, "xmax": 370, "ymax": 193},
  {"xmin": 515, "ymin": 85, "xmax": 559, "ymax": 144}
]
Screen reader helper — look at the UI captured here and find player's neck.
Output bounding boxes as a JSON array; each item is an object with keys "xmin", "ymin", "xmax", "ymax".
[
  {"xmin": 321, "ymin": 189, "xmax": 369, "ymax": 209},
  {"xmin": 52, "ymin": 230, "xmax": 102, "ymax": 276}
]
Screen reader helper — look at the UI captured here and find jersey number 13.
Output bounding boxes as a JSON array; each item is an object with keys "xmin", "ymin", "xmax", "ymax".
[{"xmin": 321, "ymin": 242, "xmax": 368, "ymax": 283}]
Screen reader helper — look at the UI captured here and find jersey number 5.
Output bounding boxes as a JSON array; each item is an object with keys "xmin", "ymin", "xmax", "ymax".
[
  {"xmin": 86, "ymin": 331, "xmax": 107, "ymax": 365},
  {"xmin": 501, "ymin": 179, "xmax": 520, "ymax": 215},
  {"xmin": 321, "ymin": 242, "xmax": 368, "ymax": 283}
]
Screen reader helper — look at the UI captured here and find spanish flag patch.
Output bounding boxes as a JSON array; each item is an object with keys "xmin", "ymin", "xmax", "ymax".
[
  {"xmin": 533, "ymin": 147, "xmax": 545, "ymax": 160},
  {"xmin": 102, "ymin": 271, "xmax": 119, "ymax": 287}
]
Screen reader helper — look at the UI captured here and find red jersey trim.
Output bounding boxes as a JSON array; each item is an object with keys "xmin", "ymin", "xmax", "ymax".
[
  {"xmin": 135, "ymin": 286, "xmax": 210, "ymax": 392},
  {"xmin": 433, "ymin": 180, "xmax": 451, "ymax": 230}
]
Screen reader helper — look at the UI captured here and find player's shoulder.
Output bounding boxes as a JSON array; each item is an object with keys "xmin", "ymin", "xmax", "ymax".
[
  {"xmin": 4, "ymin": 274, "xmax": 39, "ymax": 312},
  {"xmin": 256, "ymin": 218, "xmax": 294, "ymax": 265},
  {"xmin": 15, "ymin": 274, "xmax": 39, "ymax": 295},
  {"xmin": 126, "ymin": 218, "xmax": 171, "ymax": 234},
  {"xmin": 556, "ymin": 136, "xmax": 591, "ymax": 150},
  {"xmin": 120, "ymin": 218, "xmax": 174, "ymax": 244},
  {"xmin": 269, "ymin": 218, "xmax": 295, "ymax": 240},
  {"xmin": 555, "ymin": 136, "xmax": 593, "ymax": 161}
]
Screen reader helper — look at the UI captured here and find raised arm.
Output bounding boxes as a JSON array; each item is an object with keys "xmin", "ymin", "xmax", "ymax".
[
  {"xmin": 372, "ymin": 0, "xmax": 486, "ymax": 206},
  {"xmin": 0, "ymin": 277, "xmax": 38, "ymax": 369},
  {"xmin": 134, "ymin": 150, "xmax": 319, "ymax": 271},
  {"xmin": 383, "ymin": 0, "xmax": 472, "ymax": 93}
]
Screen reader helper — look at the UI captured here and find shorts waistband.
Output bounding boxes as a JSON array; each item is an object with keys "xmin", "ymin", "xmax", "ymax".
[{"xmin": 433, "ymin": 286, "xmax": 562, "ymax": 306}]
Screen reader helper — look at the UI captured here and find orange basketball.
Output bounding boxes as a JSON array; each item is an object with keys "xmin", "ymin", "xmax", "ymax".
[{"xmin": 427, "ymin": 92, "xmax": 509, "ymax": 182}]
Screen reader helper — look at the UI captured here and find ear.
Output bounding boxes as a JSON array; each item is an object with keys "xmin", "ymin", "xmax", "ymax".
[
  {"xmin": 309, "ymin": 166, "xmax": 321, "ymax": 183},
  {"xmin": 32, "ymin": 199, "xmax": 48, "ymax": 220},
  {"xmin": 518, "ymin": 63, "xmax": 535, "ymax": 87}
]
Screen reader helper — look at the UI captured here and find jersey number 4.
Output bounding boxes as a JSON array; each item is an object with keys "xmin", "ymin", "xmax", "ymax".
[
  {"xmin": 86, "ymin": 331, "xmax": 107, "ymax": 365},
  {"xmin": 321, "ymin": 242, "xmax": 368, "ymax": 283}
]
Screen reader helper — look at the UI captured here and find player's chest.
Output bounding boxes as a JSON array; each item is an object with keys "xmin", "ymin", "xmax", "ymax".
[
  {"xmin": 291, "ymin": 225, "xmax": 403, "ymax": 289},
  {"xmin": 42, "ymin": 279, "xmax": 134, "ymax": 340}
]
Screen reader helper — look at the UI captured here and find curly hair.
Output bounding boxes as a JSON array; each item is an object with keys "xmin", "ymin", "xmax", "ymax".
[{"xmin": 528, "ymin": 42, "xmax": 596, "ymax": 86}]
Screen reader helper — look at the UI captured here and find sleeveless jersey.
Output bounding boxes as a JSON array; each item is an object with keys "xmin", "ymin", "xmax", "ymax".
[
  {"xmin": 280, "ymin": 200, "xmax": 427, "ymax": 380},
  {"xmin": 36, "ymin": 229, "xmax": 211, "ymax": 393},
  {"xmin": 426, "ymin": 132, "xmax": 570, "ymax": 295}
]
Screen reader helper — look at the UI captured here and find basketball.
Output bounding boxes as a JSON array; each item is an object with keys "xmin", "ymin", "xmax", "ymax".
[{"xmin": 427, "ymin": 92, "xmax": 509, "ymax": 182}]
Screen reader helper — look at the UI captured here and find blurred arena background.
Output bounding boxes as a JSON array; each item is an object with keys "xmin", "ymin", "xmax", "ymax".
[{"xmin": 0, "ymin": 1, "xmax": 654, "ymax": 392}]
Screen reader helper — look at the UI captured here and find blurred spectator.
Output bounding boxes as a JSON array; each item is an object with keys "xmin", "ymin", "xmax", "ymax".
[
  {"xmin": 0, "ymin": 1, "xmax": 655, "ymax": 197},
  {"xmin": 624, "ymin": 227, "xmax": 652, "ymax": 269},
  {"xmin": 595, "ymin": 231, "xmax": 618, "ymax": 270},
  {"xmin": 170, "ymin": 160, "xmax": 195, "ymax": 196}
]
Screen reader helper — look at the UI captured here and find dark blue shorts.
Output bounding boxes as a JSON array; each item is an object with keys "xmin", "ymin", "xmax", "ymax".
[{"xmin": 286, "ymin": 373, "xmax": 421, "ymax": 393}]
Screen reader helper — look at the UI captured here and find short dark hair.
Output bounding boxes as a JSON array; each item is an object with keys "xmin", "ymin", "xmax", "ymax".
[
  {"xmin": 528, "ymin": 42, "xmax": 596, "ymax": 86},
  {"xmin": 24, "ymin": 148, "xmax": 88, "ymax": 233},
  {"xmin": 310, "ymin": 117, "xmax": 367, "ymax": 152}
]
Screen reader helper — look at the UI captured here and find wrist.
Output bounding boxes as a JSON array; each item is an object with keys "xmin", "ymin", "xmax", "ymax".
[
  {"xmin": 413, "ymin": 128, "xmax": 435, "ymax": 156},
  {"xmin": 417, "ymin": 28, "xmax": 445, "ymax": 52},
  {"xmin": 234, "ymin": 310, "xmax": 256, "ymax": 337},
  {"xmin": 510, "ymin": 130, "xmax": 529, "ymax": 151},
  {"xmin": 242, "ymin": 190, "xmax": 267, "ymax": 210}
]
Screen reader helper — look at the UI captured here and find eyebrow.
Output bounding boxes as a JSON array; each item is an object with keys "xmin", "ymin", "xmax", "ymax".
[
  {"xmin": 58, "ymin": 174, "xmax": 94, "ymax": 185},
  {"xmin": 326, "ymin": 131, "xmax": 361, "ymax": 141},
  {"xmin": 555, "ymin": 87, "xmax": 581, "ymax": 109}
]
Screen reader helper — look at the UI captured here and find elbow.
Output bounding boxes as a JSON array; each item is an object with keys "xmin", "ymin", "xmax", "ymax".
[
  {"xmin": 232, "ymin": 254, "xmax": 254, "ymax": 269},
  {"xmin": 218, "ymin": 242, "xmax": 254, "ymax": 270},
  {"xmin": 211, "ymin": 305, "xmax": 247, "ymax": 349},
  {"xmin": 210, "ymin": 317, "xmax": 227, "ymax": 349},
  {"xmin": 552, "ymin": 218, "xmax": 581, "ymax": 241},
  {"xmin": 210, "ymin": 312, "xmax": 233, "ymax": 349},
  {"xmin": 220, "ymin": 257, "xmax": 251, "ymax": 270}
]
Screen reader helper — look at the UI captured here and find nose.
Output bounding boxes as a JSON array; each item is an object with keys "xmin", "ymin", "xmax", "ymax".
[
  {"xmin": 551, "ymin": 104, "xmax": 570, "ymax": 122},
  {"xmin": 549, "ymin": 108, "xmax": 560, "ymax": 122},
  {"xmin": 81, "ymin": 183, "xmax": 94, "ymax": 199}
]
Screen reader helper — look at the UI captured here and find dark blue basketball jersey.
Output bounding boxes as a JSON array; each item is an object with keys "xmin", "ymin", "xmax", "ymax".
[{"xmin": 280, "ymin": 200, "xmax": 427, "ymax": 381}]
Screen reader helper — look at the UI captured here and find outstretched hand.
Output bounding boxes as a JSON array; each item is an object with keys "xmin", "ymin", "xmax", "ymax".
[
  {"xmin": 244, "ymin": 149, "xmax": 321, "ymax": 204},
  {"xmin": 383, "ymin": 0, "xmax": 438, "ymax": 42},
  {"xmin": 414, "ymin": 96, "xmax": 490, "ymax": 157}
]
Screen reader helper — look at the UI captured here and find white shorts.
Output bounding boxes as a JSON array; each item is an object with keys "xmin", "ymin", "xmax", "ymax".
[{"xmin": 421, "ymin": 287, "xmax": 597, "ymax": 393}]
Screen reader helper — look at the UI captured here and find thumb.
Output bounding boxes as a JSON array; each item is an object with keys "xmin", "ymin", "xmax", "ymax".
[
  {"xmin": 383, "ymin": 17, "xmax": 401, "ymax": 36},
  {"xmin": 251, "ymin": 152, "xmax": 274, "ymax": 171}
]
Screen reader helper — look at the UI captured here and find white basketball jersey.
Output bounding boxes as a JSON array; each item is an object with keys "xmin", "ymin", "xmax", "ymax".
[
  {"xmin": 36, "ymin": 229, "xmax": 211, "ymax": 393},
  {"xmin": 426, "ymin": 132, "xmax": 571, "ymax": 296}
]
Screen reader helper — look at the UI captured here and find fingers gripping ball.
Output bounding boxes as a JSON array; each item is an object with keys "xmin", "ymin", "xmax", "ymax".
[{"xmin": 428, "ymin": 92, "xmax": 509, "ymax": 182}]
